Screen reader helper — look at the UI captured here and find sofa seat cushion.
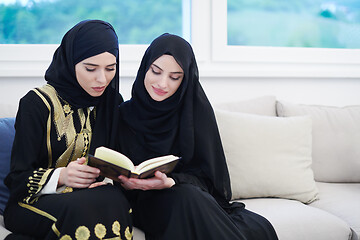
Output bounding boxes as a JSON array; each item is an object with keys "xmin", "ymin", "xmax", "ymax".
[
  {"xmin": 239, "ymin": 198, "xmax": 354, "ymax": 240},
  {"xmin": 276, "ymin": 101, "xmax": 360, "ymax": 182},
  {"xmin": 310, "ymin": 182, "xmax": 360, "ymax": 237},
  {"xmin": 0, "ymin": 118, "xmax": 15, "ymax": 215}
]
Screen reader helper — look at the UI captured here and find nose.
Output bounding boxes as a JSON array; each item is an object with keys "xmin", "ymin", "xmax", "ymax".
[
  {"xmin": 157, "ymin": 75, "xmax": 167, "ymax": 88},
  {"xmin": 96, "ymin": 69, "xmax": 107, "ymax": 84}
]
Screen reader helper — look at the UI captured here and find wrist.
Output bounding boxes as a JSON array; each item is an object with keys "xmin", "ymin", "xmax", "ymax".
[{"xmin": 58, "ymin": 167, "xmax": 66, "ymax": 187}]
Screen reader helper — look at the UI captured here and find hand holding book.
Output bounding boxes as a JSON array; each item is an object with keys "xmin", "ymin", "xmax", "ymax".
[{"xmin": 118, "ymin": 170, "xmax": 176, "ymax": 190}]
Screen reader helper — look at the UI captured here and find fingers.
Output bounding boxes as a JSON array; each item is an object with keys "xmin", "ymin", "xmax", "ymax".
[
  {"xmin": 60, "ymin": 159, "xmax": 101, "ymax": 188},
  {"xmin": 76, "ymin": 157, "xmax": 87, "ymax": 164},
  {"xmin": 88, "ymin": 181, "xmax": 107, "ymax": 188},
  {"xmin": 118, "ymin": 172, "xmax": 171, "ymax": 190}
]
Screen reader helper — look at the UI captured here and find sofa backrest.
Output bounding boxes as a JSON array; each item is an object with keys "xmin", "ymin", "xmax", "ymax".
[
  {"xmin": 0, "ymin": 118, "xmax": 15, "ymax": 214},
  {"xmin": 276, "ymin": 101, "xmax": 360, "ymax": 183}
]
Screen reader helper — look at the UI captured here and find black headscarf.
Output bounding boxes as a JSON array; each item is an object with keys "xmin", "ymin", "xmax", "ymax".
[
  {"xmin": 120, "ymin": 33, "xmax": 232, "ymax": 203},
  {"xmin": 45, "ymin": 19, "xmax": 123, "ymax": 153}
]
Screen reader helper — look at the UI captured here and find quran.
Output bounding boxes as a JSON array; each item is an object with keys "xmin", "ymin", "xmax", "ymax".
[{"xmin": 88, "ymin": 146, "xmax": 180, "ymax": 180}]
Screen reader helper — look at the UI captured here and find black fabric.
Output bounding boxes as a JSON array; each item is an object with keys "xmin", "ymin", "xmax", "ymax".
[
  {"xmin": 119, "ymin": 33, "xmax": 232, "ymax": 205},
  {"xmin": 130, "ymin": 184, "xmax": 278, "ymax": 240}
]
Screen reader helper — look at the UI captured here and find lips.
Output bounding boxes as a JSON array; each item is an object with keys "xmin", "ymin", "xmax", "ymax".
[
  {"xmin": 92, "ymin": 86, "xmax": 105, "ymax": 92},
  {"xmin": 152, "ymin": 86, "xmax": 167, "ymax": 96}
]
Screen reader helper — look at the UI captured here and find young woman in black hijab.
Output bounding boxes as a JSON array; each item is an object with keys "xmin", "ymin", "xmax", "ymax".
[
  {"xmin": 4, "ymin": 20, "xmax": 133, "ymax": 239},
  {"xmin": 116, "ymin": 33, "xmax": 278, "ymax": 240}
]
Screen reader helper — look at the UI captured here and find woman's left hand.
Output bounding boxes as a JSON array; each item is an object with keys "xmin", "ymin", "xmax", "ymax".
[{"xmin": 118, "ymin": 171, "xmax": 175, "ymax": 190}]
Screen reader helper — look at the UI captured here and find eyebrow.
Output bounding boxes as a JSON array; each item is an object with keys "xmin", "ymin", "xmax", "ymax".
[
  {"xmin": 152, "ymin": 63, "xmax": 183, "ymax": 74},
  {"xmin": 83, "ymin": 63, "xmax": 117, "ymax": 67}
]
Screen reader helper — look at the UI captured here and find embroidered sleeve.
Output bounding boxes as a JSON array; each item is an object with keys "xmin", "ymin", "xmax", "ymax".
[{"xmin": 24, "ymin": 168, "xmax": 54, "ymax": 204}]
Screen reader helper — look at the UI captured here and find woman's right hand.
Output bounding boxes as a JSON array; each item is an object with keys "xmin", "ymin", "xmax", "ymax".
[{"xmin": 58, "ymin": 157, "xmax": 100, "ymax": 188}]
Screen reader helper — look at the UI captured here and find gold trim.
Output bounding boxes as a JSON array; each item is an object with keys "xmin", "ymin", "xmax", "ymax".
[
  {"xmin": 37, "ymin": 84, "xmax": 93, "ymax": 168},
  {"xmin": 32, "ymin": 88, "xmax": 52, "ymax": 167},
  {"xmin": 18, "ymin": 202, "xmax": 57, "ymax": 222},
  {"xmin": 24, "ymin": 168, "xmax": 54, "ymax": 203},
  {"xmin": 52, "ymin": 222, "xmax": 61, "ymax": 237}
]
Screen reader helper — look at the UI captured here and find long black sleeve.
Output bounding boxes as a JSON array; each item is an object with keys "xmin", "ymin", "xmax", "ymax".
[{"xmin": 5, "ymin": 91, "xmax": 54, "ymax": 204}]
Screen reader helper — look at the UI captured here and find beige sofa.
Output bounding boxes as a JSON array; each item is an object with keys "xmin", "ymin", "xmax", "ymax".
[{"xmin": 1, "ymin": 96, "xmax": 359, "ymax": 240}]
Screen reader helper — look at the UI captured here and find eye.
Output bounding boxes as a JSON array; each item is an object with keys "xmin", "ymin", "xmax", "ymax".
[
  {"xmin": 170, "ymin": 74, "xmax": 183, "ymax": 81},
  {"xmin": 170, "ymin": 76, "xmax": 180, "ymax": 81},
  {"xmin": 106, "ymin": 67, "xmax": 116, "ymax": 72},
  {"xmin": 151, "ymin": 67, "xmax": 161, "ymax": 75},
  {"xmin": 85, "ymin": 67, "xmax": 95, "ymax": 72}
]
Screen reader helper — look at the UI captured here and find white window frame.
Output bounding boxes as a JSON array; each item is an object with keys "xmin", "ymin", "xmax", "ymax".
[
  {"xmin": 209, "ymin": 0, "xmax": 360, "ymax": 78},
  {"xmin": 1, "ymin": 0, "xmax": 360, "ymax": 79}
]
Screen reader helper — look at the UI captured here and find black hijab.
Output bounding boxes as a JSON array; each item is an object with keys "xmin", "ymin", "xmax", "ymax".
[
  {"xmin": 120, "ymin": 33, "xmax": 232, "ymax": 203},
  {"xmin": 45, "ymin": 19, "xmax": 123, "ymax": 153}
]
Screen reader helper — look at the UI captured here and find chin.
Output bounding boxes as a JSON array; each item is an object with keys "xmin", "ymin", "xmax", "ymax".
[{"xmin": 89, "ymin": 91, "xmax": 104, "ymax": 97}]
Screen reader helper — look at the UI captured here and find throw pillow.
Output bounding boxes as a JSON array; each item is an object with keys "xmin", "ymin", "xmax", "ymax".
[
  {"xmin": 0, "ymin": 118, "xmax": 15, "ymax": 214},
  {"xmin": 215, "ymin": 110, "xmax": 318, "ymax": 204},
  {"xmin": 276, "ymin": 101, "xmax": 360, "ymax": 182},
  {"xmin": 214, "ymin": 96, "xmax": 277, "ymax": 116}
]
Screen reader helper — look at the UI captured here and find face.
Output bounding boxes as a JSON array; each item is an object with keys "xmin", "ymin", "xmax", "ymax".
[
  {"xmin": 144, "ymin": 54, "xmax": 184, "ymax": 101},
  {"xmin": 75, "ymin": 52, "xmax": 116, "ymax": 97}
]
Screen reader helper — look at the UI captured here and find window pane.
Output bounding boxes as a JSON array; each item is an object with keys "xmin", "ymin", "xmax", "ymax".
[
  {"xmin": 227, "ymin": 0, "xmax": 360, "ymax": 48},
  {"xmin": 0, "ymin": 0, "xmax": 185, "ymax": 44}
]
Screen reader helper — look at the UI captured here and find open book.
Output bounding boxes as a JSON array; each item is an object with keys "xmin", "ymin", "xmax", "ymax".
[{"xmin": 87, "ymin": 146, "xmax": 180, "ymax": 180}]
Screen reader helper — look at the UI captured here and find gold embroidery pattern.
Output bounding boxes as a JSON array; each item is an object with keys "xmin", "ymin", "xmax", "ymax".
[
  {"xmin": 112, "ymin": 221, "xmax": 120, "ymax": 236},
  {"xmin": 63, "ymin": 104, "xmax": 72, "ymax": 114},
  {"xmin": 60, "ymin": 235, "xmax": 72, "ymax": 240},
  {"xmin": 61, "ymin": 186, "xmax": 74, "ymax": 193},
  {"xmin": 36, "ymin": 84, "xmax": 93, "ymax": 168},
  {"xmin": 95, "ymin": 223, "xmax": 106, "ymax": 239},
  {"xmin": 75, "ymin": 226, "xmax": 91, "ymax": 240},
  {"xmin": 24, "ymin": 168, "xmax": 53, "ymax": 203},
  {"xmin": 125, "ymin": 226, "xmax": 133, "ymax": 240}
]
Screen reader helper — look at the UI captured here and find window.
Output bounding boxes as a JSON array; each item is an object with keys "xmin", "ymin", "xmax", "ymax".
[
  {"xmin": 0, "ymin": 0, "xmax": 190, "ymax": 77},
  {"xmin": 0, "ymin": 0, "xmax": 188, "ymax": 44},
  {"xmin": 211, "ymin": 0, "xmax": 360, "ymax": 78},
  {"xmin": 227, "ymin": 0, "xmax": 360, "ymax": 49},
  {"xmin": 1, "ymin": 0, "xmax": 360, "ymax": 79}
]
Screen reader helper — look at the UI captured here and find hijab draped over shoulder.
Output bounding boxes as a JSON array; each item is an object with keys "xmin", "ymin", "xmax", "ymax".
[
  {"xmin": 120, "ymin": 33, "xmax": 232, "ymax": 205},
  {"xmin": 45, "ymin": 19, "xmax": 123, "ymax": 152}
]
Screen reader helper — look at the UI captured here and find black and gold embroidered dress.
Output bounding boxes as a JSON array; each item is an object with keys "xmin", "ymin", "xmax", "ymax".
[{"xmin": 4, "ymin": 20, "xmax": 133, "ymax": 240}]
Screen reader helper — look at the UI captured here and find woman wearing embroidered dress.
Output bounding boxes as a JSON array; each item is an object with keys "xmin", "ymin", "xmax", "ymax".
[
  {"xmin": 116, "ymin": 33, "xmax": 279, "ymax": 240},
  {"xmin": 4, "ymin": 20, "xmax": 133, "ymax": 240}
]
